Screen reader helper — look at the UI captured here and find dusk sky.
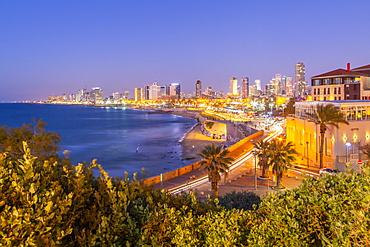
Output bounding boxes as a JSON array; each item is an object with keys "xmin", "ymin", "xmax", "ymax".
[{"xmin": 1, "ymin": 1, "xmax": 370, "ymax": 102}]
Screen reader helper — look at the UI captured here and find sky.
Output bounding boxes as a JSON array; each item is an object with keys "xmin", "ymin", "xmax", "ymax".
[{"xmin": 1, "ymin": 1, "xmax": 370, "ymax": 102}]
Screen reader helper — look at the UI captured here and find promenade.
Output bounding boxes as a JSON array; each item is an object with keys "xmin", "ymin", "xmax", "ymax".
[{"xmin": 153, "ymin": 116, "xmax": 321, "ymax": 199}]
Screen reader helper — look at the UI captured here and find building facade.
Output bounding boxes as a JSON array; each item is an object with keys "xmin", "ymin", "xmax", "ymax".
[
  {"xmin": 294, "ymin": 62, "xmax": 307, "ymax": 97},
  {"xmin": 311, "ymin": 64, "xmax": 370, "ymax": 101},
  {"xmin": 286, "ymin": 100, "xmax": 370, "ymax": 171},
  {"xmin": 229, "ymin": 77, "xmax": 238, "ymax": 95},
  {"xmin": 241, "ymin": 77, "xmax": 249, "ymax": 98},
  {"xmin": 195, "ymin": 80, "xmax": 202, "ymax": 98}
]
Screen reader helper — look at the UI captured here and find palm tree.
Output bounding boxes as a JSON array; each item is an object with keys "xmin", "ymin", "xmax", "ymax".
[
  {"xmin": 268, "ymin": 139, "xmax": 297, "ymax": 188},
  {"xmin": 305, "ymin": 104, "xmax": 349, "ymax": 168},
  {"xmin": 254, "ymin": 140, "xmax": 271, "ymax": 178},
  {"xmin": 198, "ymin": 144, "xmax": 234, "ymax": 197}
]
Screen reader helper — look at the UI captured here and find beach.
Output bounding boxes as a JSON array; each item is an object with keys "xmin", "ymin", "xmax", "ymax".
[
  {"xmin": 179, "ymin": 123, "xmax": 225, "ymax": 160},
  {"xmin": 168, "ymin": 110, "xmax": 226, "ymax": 161}
]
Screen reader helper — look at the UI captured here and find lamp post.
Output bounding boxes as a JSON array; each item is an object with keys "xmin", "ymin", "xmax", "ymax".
[
  {"xmin": 346, "ymin": 142, "xmax": 351, "ymax": 163},
  {"xmin": 253, "ymin": 149, "xmax": 257, "ymax": 190},
  {"xmin": 306, "ymin": 141, "xmax": 309, "ymax": 168}
]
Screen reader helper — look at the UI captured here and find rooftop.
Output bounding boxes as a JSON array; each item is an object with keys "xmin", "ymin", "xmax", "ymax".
[{"xmin": 312, "ymin": 69, "xmax": 368, "ymax": 79}]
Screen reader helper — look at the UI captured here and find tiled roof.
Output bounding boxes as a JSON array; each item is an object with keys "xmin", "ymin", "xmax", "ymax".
[
  {"xmin": 312, "ymin": 69, "xmax": 368, "ymax": 79},
  {"xmin": 352, "ymin": 64, "xmax": 370, "ymax": 71}
]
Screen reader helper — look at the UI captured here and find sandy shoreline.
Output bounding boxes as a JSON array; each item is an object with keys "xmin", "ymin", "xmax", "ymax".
[{"xmin": 170, "ymin": 111, "xmax": 225, "ymax": 161}]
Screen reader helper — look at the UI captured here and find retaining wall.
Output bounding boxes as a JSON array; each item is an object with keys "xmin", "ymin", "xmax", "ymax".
[{"xmin": 142, "ymin": 130, "xmax": 264, "ymax": 187}]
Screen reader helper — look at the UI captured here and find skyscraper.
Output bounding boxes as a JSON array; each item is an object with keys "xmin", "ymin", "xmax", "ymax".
[
  {"xmin": 169, "ymin": 83, "xmax": 181, "ymax": 99},
  {"xmin": 229, "ymin": 77, "xmax": 238, "ymax": 95},
  {"xmin": 295, "ymin": 62, "xmax": 307, "ymax": 97},
  {"xmin": 195, "ymin": 80, "xmax": 202, "ymax": 98},
  {"xmin": 134, "ymin": 88, "xmax": 143, "ymax": 101},
  {"xmin": 241, "ymin": 77, "xmax": 249, "ymax": 98},
  {"xmin": 254, "ymin": 79, "xmax": 261, "ymax": 91},
  {"xmin": 90, "ymin": 87, "xmax": 103, "ymax": 103}
]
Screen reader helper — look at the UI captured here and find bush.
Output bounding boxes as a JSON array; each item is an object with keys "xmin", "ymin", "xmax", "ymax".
[{"xmin": 218, "ymin": 191, "xmax": 261, "ymax": 210}]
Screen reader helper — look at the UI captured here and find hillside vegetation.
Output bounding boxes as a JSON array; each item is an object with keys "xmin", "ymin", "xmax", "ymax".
[{"xmin": 0, "ymin": 123, "xmax": 369, "ymax": 246}]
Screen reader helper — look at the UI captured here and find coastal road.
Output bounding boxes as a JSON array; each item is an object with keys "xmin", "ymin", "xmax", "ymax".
[{"xmin": 168, "ymin": 121, "xmax": 285, "ymax": 194}]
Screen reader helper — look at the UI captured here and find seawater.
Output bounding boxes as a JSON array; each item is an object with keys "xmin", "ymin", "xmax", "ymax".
[{"xmin": 0, "ymin": 103, "xmax": 197, "ymax": 178}]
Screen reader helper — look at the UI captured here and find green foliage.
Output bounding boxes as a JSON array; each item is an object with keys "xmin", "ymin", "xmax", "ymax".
[
  {"xmin": 198, "ymin": 144, "xmax": 234, "ymax": 198},
  {"xmin": 0, "ymin": 119, "xmax": 61, "ymax": 161},
  {"xmin": 1, "ymin": 136, "xmax": 370, "ymax": 246},
  {"xmin": 205, "ymin": 121, "xmax": 215, "ymax": 129},
  {"xmin": 218, "ymin": 191, "xmax": 261, "ymax": 210},
  {"xmin": 247, "ymin": 170, "xmax": 370, "ymax": 246}
]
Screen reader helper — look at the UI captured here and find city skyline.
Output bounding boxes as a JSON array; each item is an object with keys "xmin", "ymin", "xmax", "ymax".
[{"xmin": 1, "ymin": 1, "xmax": 370, "ymax": 102}]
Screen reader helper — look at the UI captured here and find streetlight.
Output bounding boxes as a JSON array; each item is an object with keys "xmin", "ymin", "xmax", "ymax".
[
  {"xmin": 252, "ymin": 148, "xmax": 257, "ymax": 190},
  {"xmin": 306, "ymin": 141, "xmax": 309, "ymax": 168},
  {"xmin": 346, "ymin": 142, "xmax": 352, "ymax": 163}
]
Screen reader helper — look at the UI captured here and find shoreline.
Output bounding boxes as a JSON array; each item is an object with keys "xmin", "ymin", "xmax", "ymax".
[{"xmin": 139, "ymin": 107, "xmax": 226, "ymax": 161}]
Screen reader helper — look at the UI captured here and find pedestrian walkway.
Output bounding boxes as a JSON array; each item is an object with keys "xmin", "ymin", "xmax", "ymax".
[{"xmin": 153, "ymin": 132, "xmax": 265, "ymax": 191}]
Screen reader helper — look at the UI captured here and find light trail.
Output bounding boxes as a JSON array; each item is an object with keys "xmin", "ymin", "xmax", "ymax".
[{"xmin": 169, "ymin": 121, "xmax": 285, "ymax": 194}]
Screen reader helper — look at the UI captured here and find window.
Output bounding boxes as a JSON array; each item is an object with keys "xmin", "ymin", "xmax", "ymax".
[
  {"xmin": 324, "ymin": 88, "xmax": 326, "ymax": 94},
  {"xmin": 314, "ymin": 88, "xmax": 316, "ymax": 95},
  {"xmin": 324, "ymin": 79, "xmax": 330, "ymax": 85},
  {"xmin": 334, "ymin": 78, "xmax": 341, "ymax": 84},
  {"xmin": 318, "ymin": 88, "xmax": 320, "ymax": 94},
  {"xmin": 338, "ymin": 88, "xmax": 341, "ymax": 94},
  {"xmin": 334, "ymin": 88, "xmax": 337, "ymax": 94},
  {"xmin": 328, "ymin": 88, "xmax": 330, "ymax": 94}
]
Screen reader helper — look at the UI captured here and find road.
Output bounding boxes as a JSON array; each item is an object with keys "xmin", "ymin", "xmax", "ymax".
[{"xmin": 168, "ymin": 121, "xmax": 292, "ymax": 195}]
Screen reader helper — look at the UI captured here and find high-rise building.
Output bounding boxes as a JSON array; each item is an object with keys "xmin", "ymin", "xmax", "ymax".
[
  {"xmin": 229, "ymin": 77, "xmax": 238, "ymax": 95},
  {"xmin": 205, "ymin": 87, "xmax": 212, "ymax": 96},
  {"xmin": 90, "ymin": 87, "xmax": 103, "ymax": 103},
  {"xmin": 285, "ymin": 76, "xmax": 293, "ymax": 96},
  {"xmin": 159, "ymin": 86, "xmax": 167, "ymax": 98},
  {"xmin": 241, "ymin": 77, "xmax": 249, "ymax": 98},
  {"xmin": 195, "ymin": 80, "xmax": 202, "ymax": 98},
  {"xmin": 255, "ymin": 79, "xmax": 261, "ymax": 91},
  {"xmin": 76, "ymin": 88, "xmax": 86, "ymax": 102},
  {"xmin": 295, "ymin": 62, "xmax": 307, "ymax": 97},
  {"xmin": 275, "ymin": 74, "xmax": 282, "ymax": 95},
  {"xmin": 148, "ymin": 82, "xmax": 160, "ymax": 100},
  {"xmin": 134, "ymin": 88, "xmax": 143, "ymax": 101},
  {"xmin": 169, "ymin": 83, "xmax": 181, "ymax": 99}
]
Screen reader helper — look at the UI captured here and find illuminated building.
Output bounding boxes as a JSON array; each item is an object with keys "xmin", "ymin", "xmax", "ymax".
[
  {"xmin": 286, "ymin": 100, "xmax": 370, "ymax": 171},
  {"xmin": 76, "ymin": 88, "xmax": 86, "ymax": 102},
  {"xmin": 169, "ymin": 83, "xmax": 181, "ymax": 99},
  {"xmin": 241, "ymin": 77, "xmax": 249, "ymax": 98},
  {"xmin": 90, "ymin": 87, "xmax": 103, "ymax": 103},
  {"xmin": 255, "ymin": 79, "xmax": 261, "ymax": 91},
  {"xmin": 205, "ymin": 87, "xmax": 212, "ymax": 96},
  {"xmin": 311, "ymin": 63, "xmax": 370, "ymax": 101},
  {"xmin": 134, "ymin": 88, "xmax": 143, "ymax": 101},
  {"xmin": 148, "ymin": 82, "xmax": 160, "ymax": 100},
  {"xmin": 229, "ymin": 77, "xmax": 238, "ymax": 95},
  {"xmin": 294, "ymin": 62, "xmax": 307, "ymax": 97},
  {"xmin": 195, "ymin": 80, "xmax": 202, "ymax": 98}
]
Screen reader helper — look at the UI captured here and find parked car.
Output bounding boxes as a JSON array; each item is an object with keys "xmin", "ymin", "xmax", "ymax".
[{"xmin": 319, "ymin": 168, "xmax": 340, "ymax": 175}]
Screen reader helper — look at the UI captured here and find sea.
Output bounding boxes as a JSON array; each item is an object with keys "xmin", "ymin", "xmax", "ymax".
[{"xmin": 0, "ymin": 103, "xmax": 197, "ymax": 178}]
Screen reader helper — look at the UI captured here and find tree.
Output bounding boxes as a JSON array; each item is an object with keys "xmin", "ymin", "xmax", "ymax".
[
  {"xmin": 283, "ymin": 98, "xmax": 295, "ymax": 116},
  {"xmin": 198, "ymin": 144, "xmax": 234, "ymax": 197},
  {"xmin": 305, "ymin": 104, "xmax": 349, "ymax": 168},
  {"xmin": 253, "ymin": 140, "xmax": 271, "ymax": 178},
  {"xmin": 268, "ymin": 139, "xmax": 297, "ymax": 188},
  {"xmin": 0, "ymin": 119, "xmax": 61, "ymax": 161}
]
